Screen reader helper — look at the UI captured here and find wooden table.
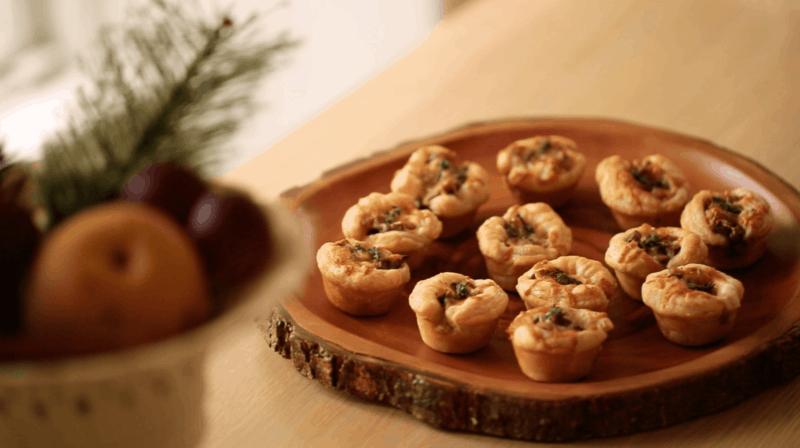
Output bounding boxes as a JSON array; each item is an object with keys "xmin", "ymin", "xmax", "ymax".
[{"xmin": 209, "ymin": 0, "xmax": 800, "ymax": 446}]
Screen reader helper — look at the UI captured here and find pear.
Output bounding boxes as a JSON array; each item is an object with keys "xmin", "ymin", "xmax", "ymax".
[{"xmin": 22, "ymin": 201, "xmax": 212, "ymax": 357}]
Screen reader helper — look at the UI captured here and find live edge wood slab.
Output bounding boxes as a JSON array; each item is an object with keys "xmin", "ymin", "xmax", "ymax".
[{"xmin": 257, "ymin": 118, "xmax": 800, "ymax": 442}]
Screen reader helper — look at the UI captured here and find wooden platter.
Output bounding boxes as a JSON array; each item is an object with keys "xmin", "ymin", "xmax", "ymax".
[{"xmin": 259, "ymin": 118, "xmax": 800, "ymax": 442}]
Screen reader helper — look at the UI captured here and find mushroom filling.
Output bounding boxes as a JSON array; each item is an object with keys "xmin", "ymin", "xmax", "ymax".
[
  {"xmin": 437, "ymin": 280, "xmax": 474, "ymax": 307},
  {"xmin": 705, "ymin": 195, "xmax": 746, "ymax": 249},
  {"xmin": 532, "ymin": 306, "xmax": 583, "ymax": 331},
  {"xmin": 504, "ymin": 213, "xmax": 540, "ymax": 244},
  {"xmin": 367, "ymin": 206, "xmax": 416, "ymax": 234},
  {"xmin": 416, "ymin": 156, "xmax": 471, "ymax": 208},
  {"xmin": 630, "ymin": 161, "xmax": 670, "ymax": 197},
  {"xmin": 345, "ymin": 242, "xmax": 405, "ymax": 270},
  {"xmin": 539, "ymin": 268, "xmax": 583, "ymax": 286},
  {"xmin": 626, "ymin": 230, "xmax": 680, "ymax": 264},
  {"xmin": 517, "ymin": 139, "xmax": 573, "ymax": 171},
  {"xmin": 668, "ymin": 269, "xmax": 715, "ymax": 293}
]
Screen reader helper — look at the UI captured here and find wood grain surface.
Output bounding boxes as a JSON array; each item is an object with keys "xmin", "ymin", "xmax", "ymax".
[{"xmin": 210, "ymin": 1, "xmax": 800, "ymax": 446}]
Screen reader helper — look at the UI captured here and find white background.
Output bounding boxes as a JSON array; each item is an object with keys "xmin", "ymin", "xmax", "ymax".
[{"xmin": 0, "ymin": 0, "xmax": 441, "ymax": 174}]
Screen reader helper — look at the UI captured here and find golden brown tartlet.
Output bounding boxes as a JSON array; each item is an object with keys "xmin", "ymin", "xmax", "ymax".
[
  {"xmin": 642, "ymin": 264, "xmax": 744, "ymax": 346},
  {"xmin": 516, "ymin": 256, "xmax": 618, "ymax": 312},
  {"xmin": 680, "ymin": 188, "xmax": 773, "ymax": 270},
  {"xmin": 390, "ymin": 145, "xmax": 490, "ymax": 238},
  {"xmin": 595, "ymin": 154, "xmax": 691, "ymax": 229},
  {"xmin": 476, "ymin": 203, "xmax": 572, "ymax": 291},
  {"xmin": 317, "ymin": 239, "xmax": 410, "ymax": 316},
  {"xmin": 496, "ymin": 135, "xmax": 586, "ymax": 207},
  {"xmin": 409, "ymin": 272, "xmax": 509, "ymax": 354},
  {"xmin": 341, "ymin": 191, "xmax": 443, "ymax": 269},
  {"xmin": 507, "ymin": 305, "xmax": 614, "ymax": 382},
  {"xmin": 604, "ymin": 224, "xmax": 709, "ymax": 300}
]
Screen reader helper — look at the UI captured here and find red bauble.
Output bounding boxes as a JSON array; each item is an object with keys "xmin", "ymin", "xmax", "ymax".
[
  {"xmin": 121, "ymin": 162, "xmax": 208, "ymax": 225},
  {"xmin": 187, "ymin": 192, "xmax": 271, "ymax": 288},
  {"xmin": 0, "ymin": 200, "xmax": 41, "ymax": 335}
]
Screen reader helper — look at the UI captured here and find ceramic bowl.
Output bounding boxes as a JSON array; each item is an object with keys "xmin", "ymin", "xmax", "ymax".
[{"xmin": 0, "ymin": 198, "xmax": 312, "ymax": 448}]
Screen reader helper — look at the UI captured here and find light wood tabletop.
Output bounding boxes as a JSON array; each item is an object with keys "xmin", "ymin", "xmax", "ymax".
[{"xmin": 211, "ymin": 0, "xmax": 800, "ymax": 446}]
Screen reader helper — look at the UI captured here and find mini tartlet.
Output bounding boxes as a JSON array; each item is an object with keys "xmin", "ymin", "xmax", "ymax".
[
  {"xmin": 516, "ymin": 256, "xmax": 618, "ymax": 312},
  {"xmin": 496, "ymin": 135, "xmax": 586, "ymax": 207},
  {"xmin": 595, "ymin": 154, "xmax": 691, "ymax": 229},
  {"xmin": 476, "ymin": 203, "xmax": 572, "ymax": 291},
  {"xmin": 604, "ymin": 224, "xmax": 709, "ymax": 300},
  {"xmin": 642, "ymin": 264, "xmax": 745, "ymax": 346},
  {"xmin": 409, "ymin": 272, "xmax": 509, "ymax": 354},
  {"xmin": 680, "ymin": 188, "xmax": 774, "ymax": 270},
  {"xmin": 390, "ymin": 145, "xmax": 490, "ymax": 238},
  {"xmin": 317, "ymin": 239, "xmax": 410, "ymax": 316},
  {"xmin": 342, "ymin": 191, "xmax": 443, "ymax": 269},
  {"xmin": 507, "ymin": 305, "xmax": 614, "ymax": 382}
]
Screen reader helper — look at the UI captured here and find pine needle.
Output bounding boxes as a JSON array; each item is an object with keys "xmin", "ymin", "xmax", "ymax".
[{"xmin": 34, "ymin": 0, "xmax": 298, "ymax": 228}]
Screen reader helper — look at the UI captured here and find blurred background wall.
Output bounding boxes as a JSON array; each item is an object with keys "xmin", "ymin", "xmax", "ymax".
[{"xmin": 0, "ymin": 0, "xmax": 450, "ymax": 174}]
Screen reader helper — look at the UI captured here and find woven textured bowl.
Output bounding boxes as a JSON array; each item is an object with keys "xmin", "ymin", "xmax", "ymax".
[{"xmin": 0, "ymin": 197, "xmax": 312, "ymax": 448}]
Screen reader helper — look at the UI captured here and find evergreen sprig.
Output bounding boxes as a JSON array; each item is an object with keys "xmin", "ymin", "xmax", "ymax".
[{"xmin": 34, "ymin": 0, "xmax": 297, "ymax": 228}]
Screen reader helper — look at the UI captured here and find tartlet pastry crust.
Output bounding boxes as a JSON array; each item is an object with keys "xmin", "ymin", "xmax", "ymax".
[
  {"xmin": 496, "ymin": 135, "xmax": 586, "ymax": 207},
  {"xmin": 680, "ymin": 188, "xmax": 773, "ymax": 269},
  {"xmin": 477, "ymin": 203, "xmax": 572, "ymax": 291},
  {"xmin": 341, "ymin": 191, "xmax": 443, "ymax": 269},
  {"xmin": 595, "ymin": 154, "xmax": 691, "ymax": 229},
  {"xmin": 516, "ymin": 256, "xmax": 618, "ymax": 312},
  {"xmin": 642, "ymin": 264, "xmax": 744, "ymax": 346},
  {"xmin": 409, "ymin": 272, "xmax": 509, "ymax": 354},
  {"xmin": 390, "ymin": 145, "xmax": 490, "ymax": 238},
  {"xmin": 317, "ymin": 239, "xmax": 411, "ymax": 316},
  {"xmin": 605, "ymin": 224, "xmax": 709, "ymax": 300},
  {"xmin": 507, "ymin": 305, "xmax": 614, "ymax": 382}
]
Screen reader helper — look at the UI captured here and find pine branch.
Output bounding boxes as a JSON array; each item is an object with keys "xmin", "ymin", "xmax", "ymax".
[{"xmin": 34, "ymin": 0, "xmax": 298, "ymax": 228}]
